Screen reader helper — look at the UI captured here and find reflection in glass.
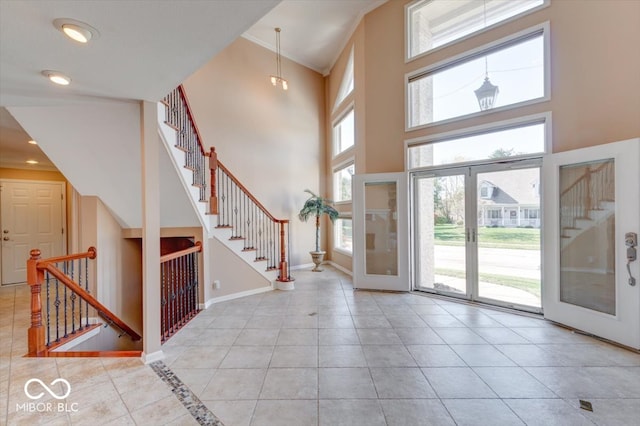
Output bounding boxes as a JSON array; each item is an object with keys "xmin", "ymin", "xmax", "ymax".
[
  {"xmin": 365, "ymin": 182, "xmax": 398, "ymax": 276},
  {"xmin": 559, "ymin": 159, "xmax": 615, "ymax": 315}
]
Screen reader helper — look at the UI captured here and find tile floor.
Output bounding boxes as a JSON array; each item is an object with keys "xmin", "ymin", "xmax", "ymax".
[{"xmin": 2, "ymin": 266, "xmax": 640, "ymax": 425}]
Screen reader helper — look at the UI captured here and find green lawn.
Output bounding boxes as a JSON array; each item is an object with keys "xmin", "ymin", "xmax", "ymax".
[
  {"xmin": 434, "ymin": 224, "xmax": 540, "ymax": 250},
  {"xmin": 435, "ymin": 267, "xmax": 541, "ymax": 297}
]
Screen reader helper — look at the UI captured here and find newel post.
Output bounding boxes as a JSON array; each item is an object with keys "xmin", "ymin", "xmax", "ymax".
[
  {"xmin": 27, "ymin": 249, "xmax": 46, "ymax": 355},
  {"xmin": 209, "ymin": 147, "xmax": 219, "ymax": 215},
  {"xmin": 277, "ymin": 220, "xmax": 294, "ymax": 282}
]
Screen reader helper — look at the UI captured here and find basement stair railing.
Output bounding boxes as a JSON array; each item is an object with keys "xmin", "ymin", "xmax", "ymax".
[
  {"xmin": 163, "ymin": 85, "xmax": 294, "ymax": 283},
  {"xmin": 161, "ymin": 242, "xmax": 201, "ymax": 343},
  {"xmin": 27, "ymin": 247, "xmax": 142, "ymax": 357},
  {"xmin": 560, "ymin": 160, "xmax": 614, "ymax": 237}
]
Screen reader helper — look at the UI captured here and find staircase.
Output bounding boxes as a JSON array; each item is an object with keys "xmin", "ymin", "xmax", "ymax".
[
  {"xmin": 26, "ymin": 247, "xmax": 142, "ymax": 357},
  {"xmin": 560, "ymin": 160, "xmax": 615, "ymax": 249},
  {"xmin": 158, "ymin": 86, "xmax": 295, "ymax": 288}
]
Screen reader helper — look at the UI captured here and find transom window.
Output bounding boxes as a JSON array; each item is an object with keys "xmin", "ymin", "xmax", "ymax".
[
  {"xmin": 407, "ymin": 25, "xmax": 547, "ymax": 128},
  {"xmin": 333, "ymin": 108, "xmax": 355, "ymax": 156},
  {"xmin": 407, "ymin": 0, "xmax": 547, "ymax": 59},
  {"xmin": 407, "ymin": 117, "xmax": 547, "ymax": 170}
]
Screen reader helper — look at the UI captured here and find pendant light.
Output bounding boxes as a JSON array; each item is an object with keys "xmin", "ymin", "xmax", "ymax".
[
  {"xmin": 269, "ymin": 28, "xmax": 288, "ymax": 90},
  {"xmin": 474, "ymin": 0, "xmax": 499, "ymax": 110}
]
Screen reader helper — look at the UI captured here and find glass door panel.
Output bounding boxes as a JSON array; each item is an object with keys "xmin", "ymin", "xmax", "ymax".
[
  {"xmin": 559, "ymin": 159, "xmax": 615, "ymax": 314},
  {"xmin": 413, "ymin": 171, "xmax": 467, "ymax": 296},
  {"xmin": 365, "ymin": 182, "xmax": 398, "ymax": 276},
  {"xmin": 476, "ymin": 167, "xmax": 542, "ymax": 309}
]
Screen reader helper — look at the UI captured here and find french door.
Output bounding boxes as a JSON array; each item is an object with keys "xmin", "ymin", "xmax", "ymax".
[
  {"xmin": 411, "ymin": 159, "xmax": 542, "ymax": 312},
  {"xmin": 543, "ymin": 139, "xmax": 640, "ymax": 349}
]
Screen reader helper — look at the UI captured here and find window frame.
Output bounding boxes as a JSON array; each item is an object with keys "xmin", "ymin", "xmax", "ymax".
[
  {"xmin": 333, "ymin": 215, "xmax": 353, "ymax": 256},
  {"xmin": 333, "ymin": 159, "xmax": 355, "ymax": 204},
  {"xmin": 405, "ymin": 21, "xmax": 550, "ymax": 131},
  {"xmin": 332, "ymin": 103, "xmax": 356, "ymax": 158},
  {"xmin": 405, "ymin": 0, "xmax": 550, "ymax": 62}
]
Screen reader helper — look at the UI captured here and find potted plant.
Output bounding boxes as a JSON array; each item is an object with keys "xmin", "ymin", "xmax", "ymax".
[{"xmin": 298, "ymin": 189, "xmax": 339, "ymax": 271}]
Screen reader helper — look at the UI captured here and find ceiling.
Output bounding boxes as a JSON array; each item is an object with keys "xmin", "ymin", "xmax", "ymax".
[{"xmin": 0, "ymin": 0, "xmax": 384, "ymax": 171}]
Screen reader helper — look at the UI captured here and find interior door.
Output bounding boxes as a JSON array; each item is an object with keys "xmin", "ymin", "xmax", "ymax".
[
  {"xmin": 543, "ymin": 139, "xmax": 640, "ymax": 349},
  {"xmin": 353, "ymin": 173, "xmax": 408, "ymax": 290},
  {"xmin": 0, "ymin": 180, "xmax": 65, "ymax": 285}
]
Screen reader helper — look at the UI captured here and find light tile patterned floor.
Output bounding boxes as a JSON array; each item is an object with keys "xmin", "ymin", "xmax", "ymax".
[{"xmin": 2, "ymin": 266, "xmax": 640, "ymax": 425}]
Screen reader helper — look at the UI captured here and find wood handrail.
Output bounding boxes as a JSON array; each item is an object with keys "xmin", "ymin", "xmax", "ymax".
[
  {"xmin": 39, "ymin": 247, "xmax": 97, "ymax": 265},
  {"xmin": 41, "ymin": 264, "xmax": 142, "ymax": 341},
  {"xmin": 217, "ymin": 161, "xmax": 286, "ymax": 223},
  {"xmin": 178, "ymin": 85, "xmax": 208, "ymax": 157},
  {"xmin": 160, "ymin": 241, "xmax": 202, "ymax": 263}
]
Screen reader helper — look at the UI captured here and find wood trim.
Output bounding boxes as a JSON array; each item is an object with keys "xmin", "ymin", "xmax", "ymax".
[
  {"xmin": 160, "ymin": 241, "xmax": 202, "ymax": 263},
  {"xmin": 26, "ymin": 350, "xmax": 142, "ymax": 358},
  {"xmin": 178, "ymin": 85, "xmax": 208, "ymax": 157},
  {"xmin": 42, "ymin": 264, "xmax": 142, "ymax": 341}
]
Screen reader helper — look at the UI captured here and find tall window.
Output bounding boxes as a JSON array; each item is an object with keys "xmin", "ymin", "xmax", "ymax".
[
  {"xmin": 407, "ymin": 0, "xmax": 547, "ymax": 59},
  {"xmin": 407, "ymin": 25, "xmax": 547, "ymax": 128},
  {"xmin": 333, "ymin": 108, "xmax": 355, "ymax": 156},
  {"xmin": 334, "ymin": 162, "xmax": 355, "ymax": 202},
  {"xmin": 334, "ymin": 217, "xmax": 353, "ymax": 253},
  {"xmin": 334, "ymin": 47, "xmax": 354, "ymax": 110}
]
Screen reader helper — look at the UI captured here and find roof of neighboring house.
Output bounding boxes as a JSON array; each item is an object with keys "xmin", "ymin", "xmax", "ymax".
[{"xmin": 478, "ymin": 168, "xmax": 540, "ymax": 206}]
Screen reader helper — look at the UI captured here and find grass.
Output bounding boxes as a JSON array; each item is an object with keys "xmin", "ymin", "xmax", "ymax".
[
  {"xmin": 435, "ymin": 267, "xmax": 541, "ymax": 297},
  {"xmin": 434, "ymin": 224, "xmax": 540, "ymax": 250}
]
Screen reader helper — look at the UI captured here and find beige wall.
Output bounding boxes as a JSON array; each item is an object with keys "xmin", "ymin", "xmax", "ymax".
[
  {"xmin": 208, "ymin": 237, "xmax": 271, "ymax": 302},
  {"xmin": 324, "ymin": 0, "xmax": 640, "ymax": 271},
  {"xmin": 79, "ymin": 196, "xmax": 142, "ymax": 335},
  {"xmin": 183, "ymin": 37, "xmax": 327, "ymax": 267}
]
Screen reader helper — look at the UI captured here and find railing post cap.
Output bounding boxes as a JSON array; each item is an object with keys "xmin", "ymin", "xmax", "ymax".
[
  {"xmin": 88, "ymin": 246, "xmax": 97, "ymax": 259},
  {"xmin": 30, "ymin": 249, "xmax": 41, "ymax": 259}
]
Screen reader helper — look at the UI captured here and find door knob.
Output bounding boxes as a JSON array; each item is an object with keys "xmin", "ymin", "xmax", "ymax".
[
  {"xmin": 2, "ymin": 237, "xmax": 9, "ymax": 241},
  {"xmin": 2, "ymin": 230, "xmax": 8, "ymax": 233}
]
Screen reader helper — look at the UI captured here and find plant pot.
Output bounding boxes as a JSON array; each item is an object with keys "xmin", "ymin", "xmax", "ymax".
[{"xmin": 309, "ymin": 251, "xmax": 326, "ymax": 272}]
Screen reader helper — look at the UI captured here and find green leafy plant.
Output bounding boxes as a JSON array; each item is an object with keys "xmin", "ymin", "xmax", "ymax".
[{"xmin": 298, "ymin": 189, "xmax": 339, "ymax": 252}]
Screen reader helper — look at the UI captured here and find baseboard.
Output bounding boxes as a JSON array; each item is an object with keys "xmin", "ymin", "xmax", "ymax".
[
  {"xmin": 201, "ymin": 285, "xmax": 274, "ymax": 309},
  {"xmin": 142, "ymin": 350, "xmax": 165, "ymax": 364},
  {"xmin": 327, "ymin": 261, "xmax": 353, "ymax": 276}
]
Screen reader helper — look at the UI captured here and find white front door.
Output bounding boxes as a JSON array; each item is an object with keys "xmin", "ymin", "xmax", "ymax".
[
  {"xmin": 543, "ymin": 139, "xmax": 640, "ymax": 349},
  {"xmin": 353, "ymin": 173, "xmax": 409, "ymax": 291},
  {"xmin": 0, "ymin": 180, "xmax": 65, "ymax": 285}
]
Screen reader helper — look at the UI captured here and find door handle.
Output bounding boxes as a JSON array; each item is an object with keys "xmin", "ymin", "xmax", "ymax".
[
  {"xmin": 2, "ymin": 229, "xmax": 8, "ymax": 233},
  {"xmin": 626, "ymin": 232, "xmax": 637, "ymax": 286},
  {"xmin": 2, "ymin": 237, "xmax": 9, "ymax": 241}
]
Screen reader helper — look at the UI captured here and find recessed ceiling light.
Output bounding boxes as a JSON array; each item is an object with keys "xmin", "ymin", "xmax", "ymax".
[
  {"xmin": 28, "ymin": 140, "xmax": 37, "ymax": 145},
  {"xmin": 53, "ymin": 18, "xmax": 99, "ymax": 44},
  {"xmin": 42, "ymin": 70, "xmax": 71, "ymax": 86},
  {"xmin": 26, "ymin": 160, "xmax": 39, "ymax": 165}
]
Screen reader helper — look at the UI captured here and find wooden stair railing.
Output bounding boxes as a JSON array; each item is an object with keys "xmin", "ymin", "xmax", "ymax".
[
  {"xmin": 161, "ymin": 241, "xmax": 202, "ymax": 343},
  {"xmin": 214, "ymin": 160, "xmax": 293, "ymax": 282},
  {"xmin": 27, "ymin": 247, "xmax": 141, "ymax": 357},
  {"xmin": 162, "ymin": 85, "xmax": 294, "ymax": 283}
]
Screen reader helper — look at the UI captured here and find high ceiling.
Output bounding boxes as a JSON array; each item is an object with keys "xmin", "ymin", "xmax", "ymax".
[{"xmin": 0, "ymin": 0, "xmax": 384, "ymax": 171}]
